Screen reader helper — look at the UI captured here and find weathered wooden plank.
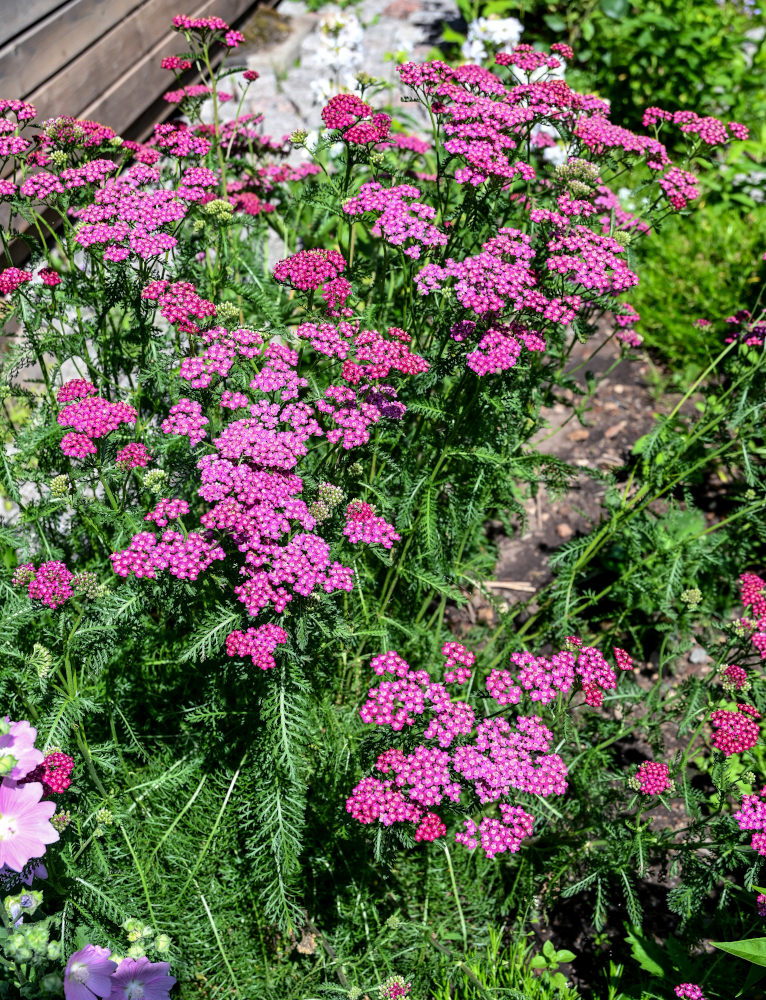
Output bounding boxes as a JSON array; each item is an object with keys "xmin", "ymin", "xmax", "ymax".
[
  {"xmin": 78, "ymin": 0, "xmax": 256, "ymax": 136},
  {"xmin": 25, "ymin": 0, "xmax": 255, "ymax": 132},
  {"xmin": 0, "ymin": 0, "xmax": 145, "ymax": 99},
  {"xmin": 3, "ymin": 0, "xmax": 68, "ymax": 45}
]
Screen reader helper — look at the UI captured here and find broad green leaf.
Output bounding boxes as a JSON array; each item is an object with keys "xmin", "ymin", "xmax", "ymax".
[{"xmin": 713, "ymin": 937, "xmax": 766, "ymax": 967}]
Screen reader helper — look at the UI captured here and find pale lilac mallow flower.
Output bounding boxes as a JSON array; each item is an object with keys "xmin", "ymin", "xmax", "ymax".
[
  {"xmin": 0, "ymin": 718, "xmax": 44, "ymax": 778},
  {"xmin": 0, "ymin": 780, "xmax": 59, "ymax": 871},
  {"xmin": 64, "ymin": 944, "xmax": 117, "ymax": 1000},
  {"xmin": 110, "ymin": 956, "xmax": 177, "ymax": 999}
]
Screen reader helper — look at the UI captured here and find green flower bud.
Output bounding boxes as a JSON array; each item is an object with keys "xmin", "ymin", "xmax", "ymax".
[
  {"xmin": 290, "ymin": 129, "xmax": 308, "ymax": 146},
  {"xmin": 51, "ymin": 810, "xmax": 71, "ymax": 832},
  {"xmin": 26, "ymin": 923, "xmax": 49, "ymax": 954},
  {"xmin": 215, "ymin": 301, "xmax": 239, "ymax": 325},
  {"xmin": 154, "ymin": 933, "xmax": 171, "ymax": 953},
  {"xmin": 143, "ymin": 469, "xmax": 168, "ymax": 495},
  {"xmin": 347, "ymin": 989, "xmax": 362, "ymax": 1000},
  {"xmin": 318, "ymin": 482, "xmax": 344, "ymax": 507},
  {"xmin": 681, "ymin": 587, "xmax": 702, "ymax": 608},
  {"xmin": 308, "ymin": 501, "xmax": 330, "ymax": 523},
  {"xmin": 0, "ymin": 720, "xmax": 9, "ymax": 736},
  {"xmin": 47, "ymin": 940, "xmax": 62, "ymax": 961},
  {"xmin": 127, "ymin": 942, "xmax": 146, "ymax": 958},
  {"xmin": 95, "ymin": 807, "xmax": 114, "ymax": 826},
  {"xmin": 0, "ymin": 753, "xmax": 18, "ymax": 777},
  {"xmin": 50, "ymin": 474, "xmax": 70, "ymax": 498},
  {"xmin": 41, "ymin": 972, "xmax": 63, "ymax": 992}
]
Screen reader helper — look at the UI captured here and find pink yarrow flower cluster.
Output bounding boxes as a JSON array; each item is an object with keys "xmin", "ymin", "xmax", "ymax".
[
  {"xmin": 113, "ymin": 293, "xmax": 426, "ymax": 655},
  {"xmin": 738, "ymin": 571, "xmax": 766, "ymax": 659},
  {"xmin": 57, "ymin": 380, "xmax": 137, "ymax": 458},
  {"xmin": 347, "ymin": 643, "xmax": 581, "ymax": 858},
  {"xmin": 710, "ymin": 703, "xmax": 760, "ymax": 756},
  {"xmin": 343, "ymin": 500, "xmax": 400, "ymax": 549},
  {"xmin": 321, "ymin": 94, "xmax": 391, "ymax": 145},
  {"xmin": 735, "ymin": 786, "xmax": 766, "ymax": 856},
  {"xmin": 629, "ymin": 760, "xmax": 672, "ymax": 796},
  {"xmin": 486, "ymin": 640, "xmax": 622, "ymax": 709},
  {"xmin": 343, "ymin": 182, "xmax": 447, "ymax": 259}
]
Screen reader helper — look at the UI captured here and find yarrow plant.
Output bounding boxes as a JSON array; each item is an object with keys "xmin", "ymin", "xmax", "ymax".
[{"xmin": 0, "ymin": 9, "xmax": 764, "ymax": 998}]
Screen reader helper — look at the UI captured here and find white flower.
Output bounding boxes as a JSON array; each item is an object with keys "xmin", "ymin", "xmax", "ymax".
[
  {"xmin": 461, "ymin": 37, "xmax": 488, "ymax": 62},
  {"xmin": 463, "ymin": 15, "xmax": 523, "ymax": 60}
]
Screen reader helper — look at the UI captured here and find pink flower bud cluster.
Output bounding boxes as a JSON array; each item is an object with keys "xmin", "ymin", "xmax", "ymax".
[
  {"xmin": 321, "ymin": 94, "xmax": 391, "ymax": 145},
  {"xmin": 631, "ymin": 760, "xmax": 672, "ymax": 796},
  {"xmin": 740, "ymin": 571, "xmax": 766, "ymax": 618},
  {"xmin": 710, "ymin": 704, "xmax": 760, "ymax": 756},
  {"xmin": 0, "ymin": 99, "xmax": 36, "ymax": 121},
  {"xmin": 347, "ymin": 643, "xmax": 579, "ymax": 858},
  {"xmin": 343, "ymin": 501, "xmax": 400, "ymax": 549},
  {"xmin": 0, "ymin": 268, "xmax": 32, "ymax": 295},
  {"xmin": 115, "ymin": 442, "xmax": 151, "ymax": 469},
  {"xmin": 674, "ymin": 985, "xmax": 706, "ymax": 1000},
  {"xmin": 161, "ymin": 398, "xmax": 209, "ymax": 445},
  {"xmin": 71, "ymin": 171, "xmax": 192, "ymax": 264},
  {"xmin": 273, "ymin": 249, "xmax": 347, "ymax": 292},
  {"xmin": 575, "ymin": 116, "xmax": 670, "ymax": 170},
  {"xmin": 720, "ymin": 664, "xmax": 748, "ymax": 693},
  {"xmin": 643, "ymin": 106, "xmax": 749, "ymax": 144},
  {"xmin": 57, "ymin": 388, "xmax": 137, "ymax": 458},
  {"xmin": 60, "ymin": 158, "xmax": 117, "ymax": 189},
  {"xmin": 342, "ymin": 182, "xmax": 447, "ymax": 259},
  {"xmin": 144, "ymin": 498, "xmax": 189, "ymax": 526},
  {"xmin": 486, "ymin": 642, "xmax": 619, "ymax": 709},
  {"xmin": 19, "ymin": 751, "xmax": 74, "ymax": 796},
  {"xmin": 38, "ymin": 267, "xmax": 61, "ymax": 287},
  {"xmin": 416, "ymin": 227, "xmax": 581, "ymax": 334},
  {"xmin": 110, "ymin": 530, "xmax": 225, "ymax": 581},
  {"xmin": 225, "ymin": 623, "xmax": 288, "ymax": 670},
  {"xmin": 163, "ymin": 84, "xmax": 233, "ymax": 105},
  {"xmin": 658, "ymin": 166, "xmax": 699, "ymax": 211},
  {"xmin": 496, "ymin": 45, "xmax": 563, "ymax": 74},
  {"xmin": 142, "ymin": 280, "xmax": 216, "ymax": 335},
  {"xmin": 455, "ymin": 805, "xmax": 535, "ymax": 858},
  {"xmin": 179, "ymin": 325, "xmax": 263, "ymax": 389},
  {"xmin": 161, "ymin": 56, "xmax": 192, "ymax": 71},
  {"xmin": 735, "ymin": 786, "xmax": 766, "ymax": 856},
  {"xmin": 13, "ymin": 560, "xmax": 99, "ymax": 609}
]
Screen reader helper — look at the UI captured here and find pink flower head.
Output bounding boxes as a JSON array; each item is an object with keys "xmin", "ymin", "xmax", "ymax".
[
  {"xmin": 58, "ymin": 380, "xmax": 97, "ymax": 404},
  {"xmin": 0, "ymin": 719, "xmax": 43, "ymax": 779},
  {"xmin": 19, "ymin": 751, "xmax": 75, "ymax": 796},
  {"xmin": 614, "ymin": 648, "xmax": 633, "ymax": 670},
  {"xmin": 27, "ymin": 561, "xmax": 75, "ymax": 609},
  {"xmin": 674, "ymin": 986, "xmax": 705, "ymax": 1000},
  {"xmin": 64, "ymin": 944, "xmax": 117, "ymax": 1000},
  {"xmin": 116, "ymin": 442, "xmax": 151, "ymax": 469},
  {"xmin": 710, "ymin": 705, "xmax": 760, "ymax": 756},
  {"xmin": 38, "ymin": 267, "xmax": 61, "ymax": 286},
  {"xmin": 321, "ymin": 94, "xmax": 391, "ymax": 144},
  {"xmin": 757, "ymin": 893, "xmax": 766, "ymax": 917},
  {"xmin": 631, "ymin": 760, "xmax": 672, "ymax": 796},
  {"xmin": 0, "ymin": 267, "xmax": 32, "ymax": 295},
  {"xmin": 109, "ymin": 956, "xmax": 177, "ymax": 1000},
  {"xmin": 225, "ymin": 624, "xmax": 288, "ymax": 670},
  {"xmin": 273, "ymin": 249, "xmax": 346, "ymax": 292},
  {"xmin": 161, "ymin": 55, "xmax": 192, "ymax": 71},
  {"xmin": 0, "ymin": 780, "xmax": 58, "ymax": 872}
]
